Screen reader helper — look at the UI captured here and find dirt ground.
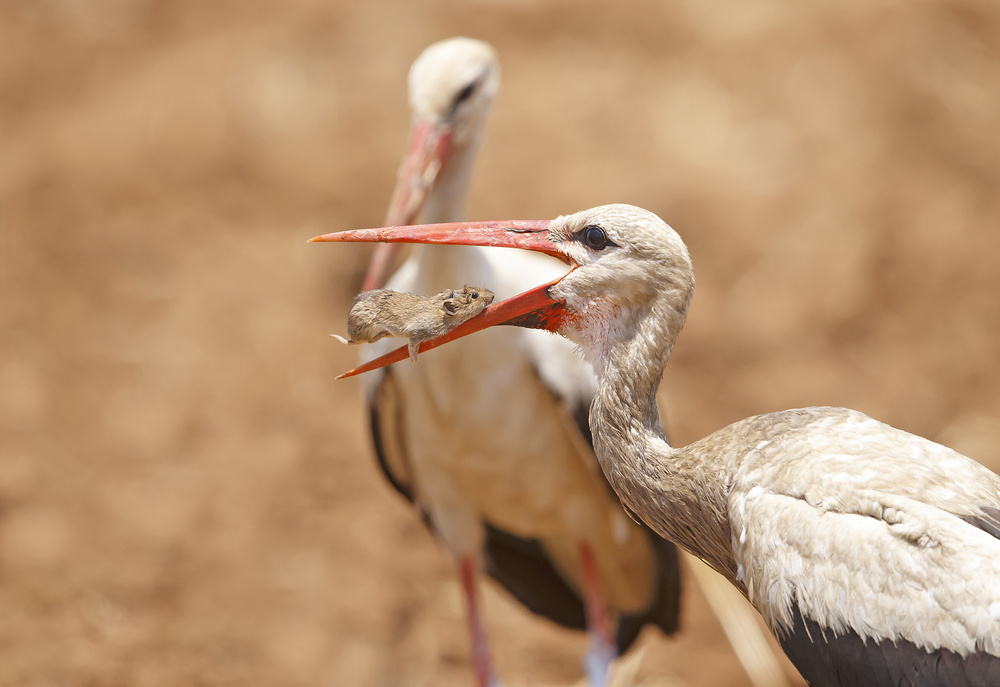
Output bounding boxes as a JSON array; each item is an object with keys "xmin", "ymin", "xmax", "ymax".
[{"xmin": 2, "ymin": 1, "xmax": 999, "ymax": 686}]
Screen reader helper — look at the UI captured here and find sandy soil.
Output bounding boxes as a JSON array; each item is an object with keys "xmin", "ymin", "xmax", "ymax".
[{"xmin": 2, "ymin": 1, "xmax": 999, "ymax": 685}]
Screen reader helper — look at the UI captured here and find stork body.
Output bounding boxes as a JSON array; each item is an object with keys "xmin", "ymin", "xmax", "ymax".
[
  {"xmin": 591, "ymin": 364, "xmax": 1000, "ymax": 686},
  {"xmin": 362, "ymin": 42, "xmax": 680, "ymax": 686},
  {"xmin": 317, "ymin": 204, "xmax": 1000, "ymax": 686}
]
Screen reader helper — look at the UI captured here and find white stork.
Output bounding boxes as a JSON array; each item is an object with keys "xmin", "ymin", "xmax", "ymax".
[
  {"xmin": 315, "ymin": 203, "xmax": 1000, "ymax": 686},
  {"xmin": 356, "ymin": 40, "xmax": 681, "ymax": 686}
]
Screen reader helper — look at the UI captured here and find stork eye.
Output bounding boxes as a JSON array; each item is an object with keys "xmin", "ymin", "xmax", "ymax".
[
  {"xmin": 583, "ymin": 225, "xmax": 610, "ymax": 251},
  {"xmin": 453, "ymin": 82, "xmax": 476, "ymax": 108}
]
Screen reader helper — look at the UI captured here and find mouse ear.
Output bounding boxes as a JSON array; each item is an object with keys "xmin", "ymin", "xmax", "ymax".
[{"xmin": 442, "ymin": 299, "xmax": 458, "ymax": 316}]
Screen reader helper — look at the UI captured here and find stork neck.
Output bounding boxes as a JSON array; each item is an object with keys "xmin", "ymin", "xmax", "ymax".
[
  {"xmin": 419, "ymin": 129, "xmax": 486, "ymax": 225},
  {"xmin": 589, "ymin": 300, "xmax": 739, "ymax": 584},
  {"xmin": 409, "ymin": 129, "xmax": 489, "ymax": 289},
  {"xmin": 592, "ymin": 311, "xmax": 672, "ymax": 447},
  {"xmin": 589, "ymin": 300, "xmax": 676, "ymax": 468}
]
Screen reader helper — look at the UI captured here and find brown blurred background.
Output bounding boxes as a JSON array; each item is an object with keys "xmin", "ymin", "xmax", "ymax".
[{"xmin": 2, "ymin": 1, "xmax": 999, "ymax": 685}]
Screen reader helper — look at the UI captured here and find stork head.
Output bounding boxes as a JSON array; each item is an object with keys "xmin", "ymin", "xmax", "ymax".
[
  {"xmin": 544, "ymin": 205, "xmax": 694, "ymax": 371},
  {"xmin": 365, "ymin": 37, "xmax": 500, "ymax": 290},
  {"xmin": 313, "ymin": 204, "xmax": 695, "ymax": 378},
  {"xmin": 407, "ymin": 37, "xmax": 499, "ymax": 153}
]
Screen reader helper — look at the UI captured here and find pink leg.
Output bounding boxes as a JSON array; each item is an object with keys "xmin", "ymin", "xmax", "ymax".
[
  {"xmin": 580, "ymin": 542, "xmax": 617, "ymax": 687},
  {"xmin": 459, "ymin": 556, "xmax": 501, "ymax": 687}
]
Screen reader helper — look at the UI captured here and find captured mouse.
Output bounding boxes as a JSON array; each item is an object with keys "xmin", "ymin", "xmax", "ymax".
[{"xmin": 333, "ymin": 285, "xmax": 495, "ymax": 361}]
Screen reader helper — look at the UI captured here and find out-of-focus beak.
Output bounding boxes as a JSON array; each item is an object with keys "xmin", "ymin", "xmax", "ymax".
[
  {"xmin": 362, "ymin": 122, "xmax": 453, "ymax": 290},
  {"xmin": 310, "ymin": 220, "xmax": 572, "ymax": 379}
]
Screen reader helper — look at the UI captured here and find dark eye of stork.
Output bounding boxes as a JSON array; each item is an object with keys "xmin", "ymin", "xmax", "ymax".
[
  {"xmin": 582, "ymin": 224, "xmax": 613, "ymax": 251},
  {"xmin": 449, "ymin": 82, "xmax": 477, "ymax": 119},
  {"xmin": 455, "ymin": 82, "xmax": 476, "ymax": 104}
]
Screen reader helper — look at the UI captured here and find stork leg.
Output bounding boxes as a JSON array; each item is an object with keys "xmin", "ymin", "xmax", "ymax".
[
  {"xmin": 459, "ymin": 555, "xmax": 501, "ymax": 687},
  {"xmin": 580, "ymin": 541, "xmax": 617, "ymax": 687}
]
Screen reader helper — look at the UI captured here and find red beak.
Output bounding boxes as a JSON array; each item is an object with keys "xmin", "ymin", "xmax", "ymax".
[
  {"xmin": 309, "ymin": 220, "xmax": 571, "ymax": 378},
  {"xmin": 362, "ymin": 122, "xmax": 453, "ymax": 291}
]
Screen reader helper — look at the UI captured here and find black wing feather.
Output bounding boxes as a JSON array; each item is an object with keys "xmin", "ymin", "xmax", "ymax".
[
  {"xmin": 368, "ymin": 369, "xmax": 416, "ymax": 502},
  {"xmin": 481, "ymin": 525, "xmax": 587, "ymax": 630},
  {"xmin": 613, "ymin": 528, "xmax": 681, "ymax": 650},
  {"xmin": 778, "ymin": 603, "xmax": 1000, "ymax": 687}
]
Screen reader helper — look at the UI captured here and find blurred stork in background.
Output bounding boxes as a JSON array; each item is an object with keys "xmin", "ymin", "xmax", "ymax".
[{"xmin": 356, "ymin": 38, "xmax": 684, "ymax": 687}]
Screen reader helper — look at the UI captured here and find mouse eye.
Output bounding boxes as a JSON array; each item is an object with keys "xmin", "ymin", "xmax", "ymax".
[
  {"xmin": 471, "ymin": 292, "xmax": 479, "ymax": 299},
  {"xmin": 582, "ymin": 224, "xmax": 613, "ymax": 251}
]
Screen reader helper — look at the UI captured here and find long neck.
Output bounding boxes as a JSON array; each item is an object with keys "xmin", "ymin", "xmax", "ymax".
[
  {"xmin": 589, "ymin": 299, "xmax": 740, "ymax": 584},
  {"xmin": 419, "ymin": 128, "xmax": 485, "ymax": 225},
  {"xmin": 411, "ymin": 129, "xmax": 487, "ymax": 286}
]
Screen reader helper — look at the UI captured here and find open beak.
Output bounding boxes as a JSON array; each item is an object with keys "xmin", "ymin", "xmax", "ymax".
[
  {"xmin": 362, "ymin": 122, "xmax": 453, "ymax": 291},
  {"xmin": 310, "ymin": 220, "xmax": 572, "ymax": 378}
]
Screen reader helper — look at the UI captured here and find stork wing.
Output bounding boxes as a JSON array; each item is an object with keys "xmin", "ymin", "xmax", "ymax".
[
  {"xmin": 366, "ymin": 367, "xmax": 418, "ymax": 505},
  {"xmin": 731, "ymin": 484, "xmax": 1000, "ymax": 686},
  {"xmin": 714, "ymin": 407, "xmax": 1000, "ymax": 685}
]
